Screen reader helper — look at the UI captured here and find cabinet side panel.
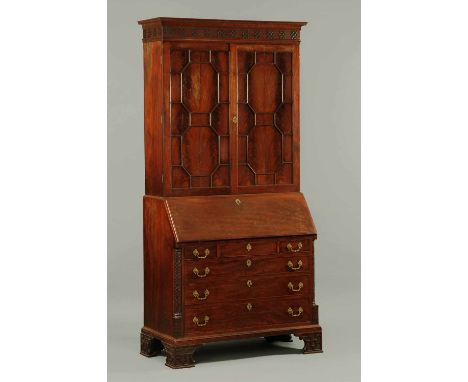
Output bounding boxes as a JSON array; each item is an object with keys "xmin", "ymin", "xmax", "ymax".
[
  {"xmin": 143, "ymin": 197, "xmax": 158, "ymax": 329},
  {"xmin": 143, "ymin": 41, "xmax": 164, "ymax": 195},
  {"xmin": 156, "ymin": 198, "xmax": 175, "ymax": 335},
  {"xmin": 143, "ymin": 197, "xmax": 175, "ymax": 335}
]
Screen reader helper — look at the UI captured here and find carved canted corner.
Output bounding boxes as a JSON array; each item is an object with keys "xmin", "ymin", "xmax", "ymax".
[
  {"xmin": 299, "ymin": 332, "xmax": 323, "ymax": 354},
  {"xmin": 163, "ymin": 343, "xmax": 200, "ymax": 369},
  {"xmin": 140, "ymin": 331, "xmax": 163, "ymax": 357},
  {"xmin": 173, "ymin": 248, "xmax": 183, "ymax": 337}
]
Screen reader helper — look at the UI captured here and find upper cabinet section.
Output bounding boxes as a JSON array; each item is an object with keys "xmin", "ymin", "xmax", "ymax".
[
  {"xmin": 139, "ymin": 18, "xmax": 306, "ymax": 196},
  {"xmin": 138, "ymin": 17, "xmax": 307, "ymax": 44}
]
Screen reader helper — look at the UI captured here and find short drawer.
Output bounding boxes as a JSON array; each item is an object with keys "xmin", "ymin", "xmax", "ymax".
[
  {"xmin": 279, "ymin": 238, "xmax": 312, "ymax": 254},
  {"xmin": 185, "ymin": 273, "xmax": 312, "ymax": 306},
  {"xmin": 183, "ymin": 244, "xmax": 217, "ymax": 261},
  {"xmin": 220, "ymin": 239, "xmax": 277, "ymax": 257},
  {"xmin": 184, "ymin": 297, "xmax": 314, "ymax": 336},
  {"xmin": 184, "ymin": 254, "xmax": 312, "ymax": 281}
]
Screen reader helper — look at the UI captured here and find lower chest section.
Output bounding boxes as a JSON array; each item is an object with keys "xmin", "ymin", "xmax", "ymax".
[{"xmin": 178, "ymin": 236, "xmax": 317, "ymax": 337}]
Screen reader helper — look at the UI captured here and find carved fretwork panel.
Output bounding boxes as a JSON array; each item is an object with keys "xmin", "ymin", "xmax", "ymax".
[
  {"xmin": 170, "ymin": 48, "xmax": 230, "ymax": 190},
  {"xmin": 236, "ymin": 49, "xmax": 294, "ymax": 187}
]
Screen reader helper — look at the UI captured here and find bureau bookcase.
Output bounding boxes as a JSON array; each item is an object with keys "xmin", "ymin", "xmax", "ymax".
[{"xmin": 138, "ymin": 17, "xmax": 322, "ymax": 368}]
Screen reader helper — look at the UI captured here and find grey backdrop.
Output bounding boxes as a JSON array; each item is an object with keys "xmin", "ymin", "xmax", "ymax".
[{"xmin": 108, "ymin": 0, "xmax": 360, "ymax": 381}]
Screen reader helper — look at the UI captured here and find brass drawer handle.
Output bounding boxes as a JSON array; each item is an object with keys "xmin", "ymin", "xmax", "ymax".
[
  {"xmin": 287, "ymin": 306, "xmax": 304, "ymax": 317},
  {"xmin": 193, "ymin": 248, "xmax": 210, "ymax": 259},
  {"xmin": 193, "ymin": 315, "xmax": 209, "ymax": 326},
  {"xmin": 246, "ymin": 302, "xmax": 253, "ymax": 311},
  {"xmin": 288, "ymin": 281, "xmax": 304, "ymax": 292},
  {"xmin": 287, "ymin": 242, "xmax": 303, "ymax": 253},
  {"xmin": 246, "ymin": 279, "xmax": 253, "ymax": 288},
  {"xmin": 193, "ymin": 267, "xmax": 210, "ymax": 278},
  {"xmin": 287, "ymin": 259, "xmax": 303, "ymax": 271},
  {"xmin": 193, "ymin": 289, "xmax": 210, "ymax": 300},
  {"xmin": 246, "ymin": 259, "xmax": 252, "ymax": 267}
]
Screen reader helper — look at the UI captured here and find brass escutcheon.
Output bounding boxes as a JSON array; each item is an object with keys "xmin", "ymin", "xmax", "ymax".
[
  {"xmin": 246, "ymin": 259, "xmax": 252, "ymax": 267},
  {"xmin": 235, "ymin": 198, "xmax": 241, "ymax": 206},
  {"xmin": 246, "ymin": 243, "xmax": 252, "ymax": 251},
  {"xmin": 246, "ymin": 279, "xmax": 253, "ymax": 288},
  {"xmin": 246, "ymin": 302, "xmax": 253, "ymax": 311}
]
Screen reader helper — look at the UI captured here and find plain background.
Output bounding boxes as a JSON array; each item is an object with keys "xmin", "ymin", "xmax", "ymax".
[
  {"xmin": 108, "ymin": 0, "xmax": 360, "ymax": 381},
  {"xmin": 4, "ymin": 1, "xmax": 468, "ymax": 382}
]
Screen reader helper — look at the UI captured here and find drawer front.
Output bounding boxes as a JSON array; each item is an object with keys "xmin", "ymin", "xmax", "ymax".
[
  {"xmin": 185, "ymin": 297, "xmax": 314, "ymax": 335},
  {"xmin": 220, "ymin": 239, "xmax": 277, "ymax": 257},
  {"xmin": 184, "ymin": 254, "xmax": 312, "ymax": 281},
  {"xmin": 279, "ymin": 238, "xmax": 312, "ymax": 254},
  {"xmin": 185, "ymin": 274, "xmax": 311, "ymax": 306},
  {"xmin": 183, "ymin": 244, "xmax": 217, "ymax": 261}
]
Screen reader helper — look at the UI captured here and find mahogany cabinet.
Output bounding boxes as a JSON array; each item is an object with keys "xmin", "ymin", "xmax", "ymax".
[{"xmin": 138, "ymin": 17, "xmax": 322, "ymax": 368}]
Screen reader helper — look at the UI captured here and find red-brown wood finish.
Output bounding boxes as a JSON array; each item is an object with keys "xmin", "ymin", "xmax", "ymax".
[
  {"xmin": 163, "ymin": 192, "xmax": 316, "ymax": 243},
  {"xmin": 139, "ymin": 18, "xmax": 322, "ymax": 368}
]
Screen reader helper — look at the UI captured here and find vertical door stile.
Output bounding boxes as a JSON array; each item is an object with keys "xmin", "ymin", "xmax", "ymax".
[
  {"xmin": 292, "ymin": 44, "xmax": 300, "ymax": 190},
  {"xmin": 162, "ymin": 43, "xmax": 172, "ymax": 196},
  {"xmin": 229, "ymin": 44, "xmax": 239, "ymax": 193}
]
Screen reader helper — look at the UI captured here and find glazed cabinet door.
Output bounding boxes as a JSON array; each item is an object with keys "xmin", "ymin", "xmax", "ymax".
[
  {"xmin": 163, "ymin": 42, "xmax": 232, "ymax": 196},
  {"xmin": 233, "ymin": 45, "xmax": 299, "ymax": 193}
]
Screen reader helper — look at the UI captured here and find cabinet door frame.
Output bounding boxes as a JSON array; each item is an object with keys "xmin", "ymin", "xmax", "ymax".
[
  {"xmin": 230, "ymin": 43, "xmax": 300, "ymax": 194},
  {"xmin": 163, "ymin": 41, "xmax": 232, "ymax": 196}
]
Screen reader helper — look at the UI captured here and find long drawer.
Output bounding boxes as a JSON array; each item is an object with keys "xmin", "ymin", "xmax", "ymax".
[
  {"xmin": 184, "ymin": 254, "xmax": 312, "ymax": 281},
  {"xmin": 184, "ymin": 297, "xmax": 315, "ymax": 336},
  {"xmin": 185, "ymin": 273, "xmax": 312, "ymax": 306}
]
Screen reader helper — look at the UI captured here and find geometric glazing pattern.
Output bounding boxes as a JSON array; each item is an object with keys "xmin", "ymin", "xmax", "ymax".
[
  {"xmin": 170, "ymin": 49, "xmax": 230, "ymax": 189},
  {"xmin": 236, "ymin": 50, "xmax": 293, "ymax": 186}
]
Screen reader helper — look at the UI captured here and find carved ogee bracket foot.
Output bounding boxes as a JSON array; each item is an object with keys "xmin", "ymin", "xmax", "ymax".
[
  {"xmin": 140, "ymin": 331, "xmax": 163, "ymax": 357},
  {"xmin": 163, "ymin": 342, "xmax": 200, "ymax": 369},
  {"xmin": 298, "ymin": 331, "xmax": 323, "ymax": 354}
]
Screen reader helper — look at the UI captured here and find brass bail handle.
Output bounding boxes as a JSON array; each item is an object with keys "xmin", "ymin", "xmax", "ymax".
[
  {"xmin": 288, "ymin": 281, "xmax": 304, "ymax": 292},
  {"xmin": 287, "ymin": 259, "xmax": 303, "ymax": 271},
  {"xmin": 193, "ymin": 315, "xmax": 209, "ymax": 326},
  {"xmin": 193, "ymin": 248, "xmax": 210, "ymax": 259},
  {"xmin": 193, "ymin": 289, "xmax": 210, "ymax": 300},
  {"xmin": 287, "ymin": 306, "xmax": 304, "ymax": 317},
  {"xmin": 193, "ymin": 267, "xmax": 210, "ymax": 278},
  {"xmin": 287, "ymin": 242, "xmax": 303, "ymax": 253}
]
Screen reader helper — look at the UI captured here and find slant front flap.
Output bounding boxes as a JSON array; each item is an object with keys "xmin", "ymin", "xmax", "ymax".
[{"xmin": 163, "ymin": 192, "xmax": 316, "ymax": 243}]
